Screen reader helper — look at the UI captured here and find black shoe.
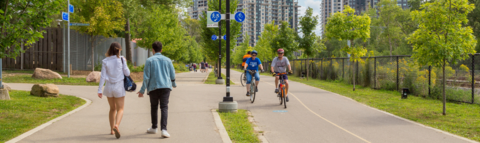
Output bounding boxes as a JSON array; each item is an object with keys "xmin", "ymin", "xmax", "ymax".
[
  {"xmin": 275, "ymin": 89, "xmax": 279, "ymax": 93},
  {"xmin": 255, "ymin": 86, "xmax": 258, "ymax": 92},
  {"xmin": 286, "ymin": 96, "xmax": 289, "ymax": 102},
  {"xmin": 246, "ymin": 92, "xmax": 250, "ymax": 96}
]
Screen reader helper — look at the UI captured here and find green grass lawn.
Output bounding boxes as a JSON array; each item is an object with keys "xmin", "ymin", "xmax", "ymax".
[
  {"xmin": 218, "ymin": 109, "xmax": 260, "ymax": 143},
  {"xmin": 205, "ymin": 71, "xmax": 234, "ymax": 85},
  {"xmin": 286, "ymin": 76, "xmax": 480, "ymax": 141},
  {"xmin": 2, "ymin": 75, "xmax": 98, "ymax": 86},
  {"xmin": 0, "ymin": 90, "xmax": 85, "ymax": 142}
]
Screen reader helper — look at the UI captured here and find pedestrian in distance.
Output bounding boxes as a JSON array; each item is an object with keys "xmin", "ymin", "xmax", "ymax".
[
  {"xmin": 193, "ymin": 63, "xmax": 197, "ymax": 72},
  {"xmin": 200, "ymin": 61, "xmax": 205, "ymax": 73},
  {"xmin": 137, "ymin": 41, "xmax": 177, "ymax": 138},
  {"xmin": 97, "ymin": 42, "xmax": 131, "ymax": 139},
  {"xmin": 205, "ymin": 62, "xmax": 209, "ymax": 72}
]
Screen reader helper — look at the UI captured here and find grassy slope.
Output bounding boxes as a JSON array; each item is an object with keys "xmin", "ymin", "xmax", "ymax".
[
  {"xmin": 218, "ymin": 109, "xmax": 260, "ymax": 143},
  {"xmin": 0, "ymin": 90, "xmax": 85, "ymax": 142},
  {"xmin": 205, "ymin": 71, "xmax": 234, "ymax": 85},
  {"xmin": 2, "ymin": 75, "xmax": 98, "ymax": 86}
]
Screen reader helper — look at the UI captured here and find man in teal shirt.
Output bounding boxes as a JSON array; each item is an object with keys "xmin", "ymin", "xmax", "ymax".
[{"xmin": 137, "ymin": 41, "xmax": 176, "ymax": 138}]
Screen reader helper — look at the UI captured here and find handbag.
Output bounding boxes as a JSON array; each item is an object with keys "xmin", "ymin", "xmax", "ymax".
[{"xmin": 121, "ymin": 57, "xmax": 137, "ymax": 92}]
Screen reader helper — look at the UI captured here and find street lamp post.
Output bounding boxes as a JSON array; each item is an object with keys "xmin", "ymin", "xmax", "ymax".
[{"xmin": 224, "ymin": 0, "xmax": 233, "ymax": 102}]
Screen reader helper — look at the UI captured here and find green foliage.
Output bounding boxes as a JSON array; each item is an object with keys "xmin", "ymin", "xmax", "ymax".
[
  {"xmin": 298, "ymin": 7, "xmax": 323, "ymax": 57},
  {"xmin": 467, "ymin": 0, "xmax": 480, "ymax": 52},
  {"xmin": 232, "ymin": 33, "xmax": 252, "ymax": 65},
  {"xmin": 408, "ymin": 0, "xmax": 477, "ymax": 68},
  {"xmin": 200, "ymin": 0, "xmax": 242, "ymax": 63},
  {"xmin": 325, "ymin": 5, "xmax": 371, "ymax": 62},
  {"xmin": 255, "ymin": 21, "xmax": 278, "ymax": 61},
  {"xmin": 218, "ymin": 109, "xmax": 259, "ymax": 143},
  {"xmin": 271, "ymin": 21, "xmax": 299, "ymax": 58},
  {"xmin": 2, "ymin": 75, "xmax": 98, "ymax": 86},
  {"xmin": 71, "ymin": 0, "xmax": 125, "ymax": 39},
  {"xmin": 376, "ymin": 0, "xmax": 405, "ymax": 57},
  {"xmin": 0, "ymin": 0, "xmax": 63, "ymax": 58}
]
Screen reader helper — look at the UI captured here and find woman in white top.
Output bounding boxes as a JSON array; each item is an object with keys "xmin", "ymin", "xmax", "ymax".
[{"xmin": 97, "ymin": 42, "xmax": 130, "ymax": 139}]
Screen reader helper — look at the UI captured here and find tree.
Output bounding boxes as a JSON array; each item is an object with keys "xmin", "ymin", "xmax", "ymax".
[
  {"xmin": 298, "ymin": 7, "xmax": 322, "ymax": 57},
  {"xmin": 200, "ymin": 0, "xmax": 242, "ymax": 66},
  {"xmin": 407, "ymin": 0, "xmax": 477, "ymax": 115},
  {"xmin": 468, "ymin": 0, "xmax": 480, "ymax": 52},
  {"xmin": 271, "ymin": 21, "xmax": 298, "ymax": 58},
  {"xmin": 376, "ymin": 0, "xmax": 404, "ymax": 59},
  {"xmin": 232, "ymin": 33, "xmax": 254, "ymax": 66},
  {"xmin": 71, "ymin": 0, "xmax": 125, "ymax": 71},
  {"xmin": 118, "ymin": 0, "xmax": 140, "ymax": 63},
  {"xmin": 135, "ymin": 6, "xmax": 188, "ymax": 62},
  {"xmin": 0, "ymin": 0, "xmax": 62, "ymax": 58},
  {"xmin": 255, "ymin": 21, "xmax": 278, "ymax": 61},
  {"xmin": 325, "ymin": 5, "xmax": 371, "ymax": 91}
]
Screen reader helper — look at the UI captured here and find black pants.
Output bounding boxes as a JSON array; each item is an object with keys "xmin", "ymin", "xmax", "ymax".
[{"xmin": 149, "ymin": 88, "xmax": 171, "ymax": 130}]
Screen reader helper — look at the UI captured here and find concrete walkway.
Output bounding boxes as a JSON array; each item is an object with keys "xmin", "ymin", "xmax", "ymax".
[
  {"xmin": 8, "ymin": 70, "xmax": 226, "ymax": 143},
  {"xmin": 7, "ymin": 68, "xmax": 477, "ymax": 143},
  {"xmin": 225, "ymin": 69, "xmax": 475, "ymax": 143}
]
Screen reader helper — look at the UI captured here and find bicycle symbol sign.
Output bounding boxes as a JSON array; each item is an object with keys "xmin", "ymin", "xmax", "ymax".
[
  {"xmin": 234, "ymin": 12, "xmax": 245, "ymax": 22},
  {"xmin": 211, "ymin": 11, "xmax": 221, "ymax": 22}
]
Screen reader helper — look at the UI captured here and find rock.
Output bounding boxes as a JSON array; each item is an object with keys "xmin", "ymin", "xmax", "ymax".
[
  {"xmin": 32, "ymin": 68, "xmax": 62, "ymax": 79},
  {"xmin": 30, "ymin": 84, "xmax": 59, "ymax": 97},
  {"xmin": 0, "ymin": 88, "xmax": 10, "ymax": 100},
  {"xmin": 2, "ymin": 82, "xmax": 11, "ymax": 92},
  {"xmin": 86, "ymin": 71, "xmax": 101, "ymax": 82}
]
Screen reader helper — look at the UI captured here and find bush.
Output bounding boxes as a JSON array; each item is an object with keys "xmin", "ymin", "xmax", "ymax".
[{"xmin": 173, "ymin": 63, "xmax": 189, "ymax": 72}]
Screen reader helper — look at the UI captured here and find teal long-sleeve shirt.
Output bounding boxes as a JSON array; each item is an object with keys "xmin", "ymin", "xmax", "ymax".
[{"xmin": 139, "ymin": 53, "xmax": 177, "ymax": 94}]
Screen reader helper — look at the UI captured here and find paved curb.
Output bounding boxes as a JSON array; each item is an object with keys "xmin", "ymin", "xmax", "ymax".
[
  {"xmin": 6, "ymin": 96, "xmax": 92, "ymax": 143},
  {"xmin": 292, "ymin": 81, "xmax": 479, "ymax": 143},
  {"xmin": 211, "ymin": 109, "xmax": 233, "ymax": 143},
  {"xmin": 247, "ymin": 111, "xmax": 269, "ymax": 143},
  {"xmin": 202, "ymin": 70, "xmax": 211, "ymax": 83}
]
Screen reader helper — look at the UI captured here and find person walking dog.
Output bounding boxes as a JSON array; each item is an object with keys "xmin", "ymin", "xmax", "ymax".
[
  {"xmin": 137, "ymin": 41, "xmax": 177, "ymax": 138},
  {"xmin": 97, "ymin": 42, "xmax": 131, "ymax": 139}
]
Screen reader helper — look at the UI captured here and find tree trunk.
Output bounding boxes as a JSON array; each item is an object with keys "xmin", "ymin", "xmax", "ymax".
[
  {"xmin": 353, "ymin": 55, "xmax": 356, "ymax": 91},
  {"xmin": 91, "ymin": 37, "xmax": 95, "ymax": 71},
  {"xmin": 125, "ymin": 18, "xmax": 132, "ymax": 63},
  {"xmin": 389, "ymin": 37, "xmax": 393, "ymax": 61},
  {"xmin": 443, "ymin": 58, "xmax": 446, "ymax": 115},
  {"xmin": 306, "ymin": 59, "xmax": 309, "ymax": 81}
]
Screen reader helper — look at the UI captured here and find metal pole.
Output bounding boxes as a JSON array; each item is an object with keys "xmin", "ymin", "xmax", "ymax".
[
  {"xmin": 21, "ymin": 39, "xmax": 24, "ymax": 70},
  {"xmin": 67, "ymin": 0, "xmax": 71, "ymax": 78},
  {"xmin": 224, "ymin": 0, "xmax": 232, "ymax": 102},
  {"xmin": 0, "ymin": 58, "xmax": 2, "ymax": 89},
  {"xmin": 342, "ymin": 58, "xmax": 344, "ymax": 79},
  {"xmin": 374, "ymin": 57, "xmax": 376, "ymax": 89},
  {"xmin": 396, "ymin": 56, "xmax": 399, "ymax": 91},
  {"xmin": 472, "ymin": 54, "xmax": 475, "ymax": 103},
  {"xmin": 63, "ymin": 22, "xmax": 66, "ymax": 72},
  {"xmin": 429, "ymin": 66, "xmax": 431, "ymax": 96},
  {"xmin": 217, "ymin": 0, "xmax": 222, "ymax": 80}
]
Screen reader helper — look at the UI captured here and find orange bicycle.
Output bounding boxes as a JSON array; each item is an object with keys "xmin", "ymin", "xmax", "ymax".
[{"xmin": 274, "ymin": 72, "xmax": 288, "ymax": 108}]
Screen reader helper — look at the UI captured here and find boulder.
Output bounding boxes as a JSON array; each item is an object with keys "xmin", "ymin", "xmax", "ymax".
[
  {"xmin": 32, "ymin": 68, "xmax": 62, "ymax": 79},
  {"xmin": 86, "ymin": 71, "xmax": 101, "ymax": 82},
  {"xmin": 30, "ymin": 84, "xmax": 59, "ymax": 97},
  {"xmin": 0, "ymin": 88, "xmax": 9, "ymax": 100},
  {"xmin": 2, "ymin": 82, "xmax": 11, "ymax": 92}
]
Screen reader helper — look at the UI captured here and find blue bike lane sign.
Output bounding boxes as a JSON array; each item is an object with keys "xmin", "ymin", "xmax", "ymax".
[
  {"xmin": 234, "ymin": 12, "xmax": 245, "ymax": 22},
  {"xmin": 211, "ymin": 11, "xmax": 221, "ymax": 22}
]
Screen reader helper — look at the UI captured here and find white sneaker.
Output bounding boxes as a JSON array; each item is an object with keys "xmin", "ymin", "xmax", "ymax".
[
  {"xmin": 147, "ymin": 128, "xmax": 158, "ymax": 134},
  {"xmin": 162, "ymin": 129, "xmax": 171, "ymax": 138}
]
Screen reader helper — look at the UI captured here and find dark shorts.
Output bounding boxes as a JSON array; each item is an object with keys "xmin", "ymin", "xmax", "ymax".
[{"xmin": 275, "ymin": 72, "xmax": 288, "ymax": 80}]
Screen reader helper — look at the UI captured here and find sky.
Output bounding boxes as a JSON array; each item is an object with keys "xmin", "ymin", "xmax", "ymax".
[{"xmin": 297, "ymin": 0, "xmax": 323, "ymax": 36}]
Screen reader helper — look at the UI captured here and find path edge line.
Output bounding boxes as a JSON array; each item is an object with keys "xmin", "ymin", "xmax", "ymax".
[
  {"xmin": 211, "ymin": 109, "xmax": 233, "ymax": 143},
  {"xmin": 6, "ymin": 96, "xmax": 92, "ymax": 143},
  {"xmin": 291, "ymin": 80, "xmax": 479, "ymax": 143}
]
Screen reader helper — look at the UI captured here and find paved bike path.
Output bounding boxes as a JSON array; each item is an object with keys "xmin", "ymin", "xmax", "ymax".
[
  {"xmin": 225, "ymin": 69, "xmax": 475, "ymax": 143},
  {"xmin": 7, "ymin": 71, "xmax": 226, "ymax": 143}
]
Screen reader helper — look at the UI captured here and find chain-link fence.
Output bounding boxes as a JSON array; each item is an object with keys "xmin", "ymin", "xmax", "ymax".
[{"xmin": 269, "ymin": 54, "xmax": 480, "ymax": 104}]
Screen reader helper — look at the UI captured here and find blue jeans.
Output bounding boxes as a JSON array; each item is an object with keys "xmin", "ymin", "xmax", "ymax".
[{"xmin": 246, "ymin": 71, "xmax": 260, "ymax": 84}]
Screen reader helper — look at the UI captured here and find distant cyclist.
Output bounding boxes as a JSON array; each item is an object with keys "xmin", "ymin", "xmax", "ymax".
[
  {"xmin": 242, "ymin": 51, "xmax": 252, "ymax": 75},
  {"xmin": 243, "ymin": 50, "xmax": 264, "ymax": 96},
  {"xmin": 271, "ymin": 49, "xmax": 293, "ymax": 102}
]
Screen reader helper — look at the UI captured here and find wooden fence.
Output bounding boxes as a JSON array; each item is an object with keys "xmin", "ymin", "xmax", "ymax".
[{"xmin": 2, "ymin": 28, "xmax": 63, "ymax": 71}]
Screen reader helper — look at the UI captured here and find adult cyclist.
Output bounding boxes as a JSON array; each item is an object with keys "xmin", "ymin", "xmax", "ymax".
[
  {"xmin": 242, "ymin": 51, "xmax": 252, "ymax": 75},
  {"xmin": 271, "ymin": 49, "xmax": 293, "ymax": 102},
  {"xmin": 243, "ymin": 50, "xmax": 264, "ymax": 96}
]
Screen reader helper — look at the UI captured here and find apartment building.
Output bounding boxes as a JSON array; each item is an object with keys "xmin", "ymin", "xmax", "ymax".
[
  {"xmin": 188, "ymin": 0, "xmax": 300, "ymax": 47},
  {"xmin": 320, "ymin": 0, "xmax": 410, "ymax": 35}
]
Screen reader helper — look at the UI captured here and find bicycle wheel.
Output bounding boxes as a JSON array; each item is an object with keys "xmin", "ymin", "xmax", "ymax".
[
  {"xmin": 279, "ymin": 87, "xmax": 283, "ymax": 105},
  {"xmin": 250, "ymin": 82, "xmax": 256, "ymax": 103},
  {"xmin": 240, "ymin": 73, "xmax": 245, "ymax": 87},
  {"xmin": 282, "ymin": 87, "xmax": 287, "ymax": 108}
]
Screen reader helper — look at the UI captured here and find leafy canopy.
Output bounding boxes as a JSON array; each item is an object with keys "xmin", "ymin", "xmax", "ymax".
[
  {"xmin": 71, "ymin": 0, "xmax": 125, "ymax": 39},
  {"xmin": 0, "ymin": 0, "xmax": 63, "ymax": 58},
  {"xmin": 407, "ymin": 0, "xmax": 477, "ymax": 67},
  {"xmin": 271, "ymin": 21, "xmax": 298, "ymax": 58},
  {"xmin": 325, "ymin": 5, "xmax": 371, "ymax": 61},
  {"xmin": 255, "ymin": 21, "xmax": 278, "ymax": 61},
  {"xmin": 298, "ymin": 7, "xmax": 322, "ymax": 57}
]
